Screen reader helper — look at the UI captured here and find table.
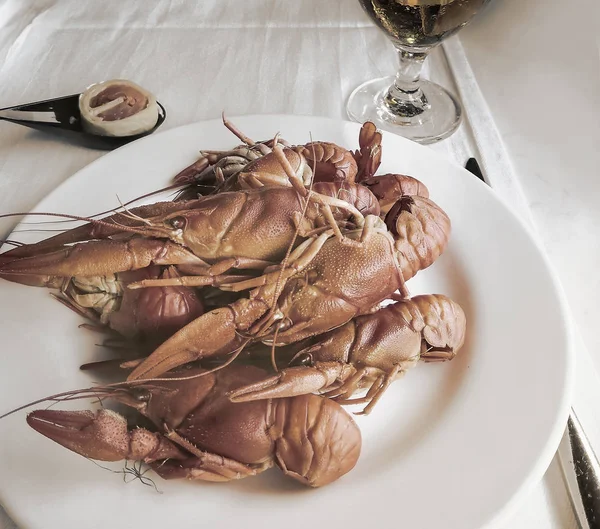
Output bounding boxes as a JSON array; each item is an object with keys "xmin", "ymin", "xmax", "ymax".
[{"xmin": 0, "ymin": 1, "xmax": 598, "ymax": 527}]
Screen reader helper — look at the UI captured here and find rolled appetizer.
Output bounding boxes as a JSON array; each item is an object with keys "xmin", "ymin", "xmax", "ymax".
[{"xmin": 79, "ymin": 79, "xmax": 159, "ymax": 137}]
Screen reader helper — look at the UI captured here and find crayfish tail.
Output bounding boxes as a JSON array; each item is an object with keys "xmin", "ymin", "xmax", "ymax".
[{"xmin": 272, "ymin": 395, "xmax": 361, "ymax": 487}]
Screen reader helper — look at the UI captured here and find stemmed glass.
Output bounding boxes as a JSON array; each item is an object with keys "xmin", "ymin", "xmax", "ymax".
[{"xmin": 347, "ymin": 0, "xmax": 492, "ymax": 144}]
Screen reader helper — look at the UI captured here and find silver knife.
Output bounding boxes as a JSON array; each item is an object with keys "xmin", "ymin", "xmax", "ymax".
[
  {"xmin": 464, "ymin": 157, "xmax": 600, "ymax": 529},
  {"xmin": 558, "ymin": 412, "xmax": 600, "ymax": 529}
]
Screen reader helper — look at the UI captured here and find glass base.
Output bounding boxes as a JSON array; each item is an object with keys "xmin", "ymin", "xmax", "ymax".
[{"xmin": 346, "ymin": 76, "xmax": 462, "ymax": 145}]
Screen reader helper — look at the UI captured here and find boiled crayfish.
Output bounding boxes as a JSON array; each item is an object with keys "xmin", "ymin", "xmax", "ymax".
[
  {"xmin": 0, "ymin": 121, "xmax": 447, "ymax": 356},
  {"xmin": 1, "ymin": 119, "xmax": 459, "ymax": 412},
  {"xmin": 25, "ymin": 365, "xmax": 361, "ymax": 487},
  {"xmin": 229, "ymin": 295, "xmax": 466, "ymax": 414},
  {"xmin": 0, "ymin": 119, "xmax": 469, "ymax": 494},
  {"xmin": 125, "ymin": 195, "xmax": 450, "ymax": 382}
]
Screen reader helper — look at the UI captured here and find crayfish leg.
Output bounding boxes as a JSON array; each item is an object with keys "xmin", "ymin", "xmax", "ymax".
[
  {"xmin": 221, "ymin": 115, "xmax": 273, "ymax": 157},
  {"xmin": 227, "ymin": 362, "xmax": 347, "ymax": 402},
  {"xmin": 155, "ymin": 429, "xmax": 270, "ymax": 482},
  {"xmin": 353, "ymin": 364, "xmax": 401, "ymax": 416},
  {"xmin": 127, "ymin": 257, "xmax": 276, "ymax": 289},
  {"xmin": 173, "ymin": 156, "xmax": 211, "ymax": 184},
  {"xmin": 129, "ymin": 273, "xmax": 249, "ymax": 289},
  {"xmin": 151, "ymin": 457, "xmax": 269, "ymax": 482},
  {"xmin": 220, "ymin": 230, "xmax": 334, "ymax": 294}
]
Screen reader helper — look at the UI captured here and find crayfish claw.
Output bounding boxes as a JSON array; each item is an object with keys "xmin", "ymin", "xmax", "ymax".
[
  {"xmin": 27, "ymin": 409, "xmax": 131, "ymax": 462},
  {"xmin": 27, "ymin": 408, "xmax": 185, "ymax": 463},
  {"xmin": 127, "ymin": 300, "xmax": 266, "ymax": 381}
]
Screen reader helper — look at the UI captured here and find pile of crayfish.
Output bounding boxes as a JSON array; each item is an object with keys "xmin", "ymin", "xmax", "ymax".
[{"xmin": 0, "ymin": 118, "xmax": 466, "ymax": 488}]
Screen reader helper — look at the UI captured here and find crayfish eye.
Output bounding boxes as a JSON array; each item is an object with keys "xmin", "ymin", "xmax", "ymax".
[
  {"xmin": 291, "ymin": 353, "xmax": 313, "ymax": 367},
  {"xmin": 169, "ymin": 216, "xmax": 186, "ymax": 230},
  {"xmin": 131, "ymin": 388, "xmax": 151, "ymax": 402}
]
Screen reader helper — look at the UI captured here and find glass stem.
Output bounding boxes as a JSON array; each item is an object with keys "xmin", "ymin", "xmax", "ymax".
[{"xmin": 384, "ymin": 48, "xmax": 430, "ymax": 118}]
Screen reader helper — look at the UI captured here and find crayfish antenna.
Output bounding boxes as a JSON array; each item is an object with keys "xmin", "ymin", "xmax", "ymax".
[{"xmin": 0, "ymin": 384, "xmax": 130, "ymax": 420}]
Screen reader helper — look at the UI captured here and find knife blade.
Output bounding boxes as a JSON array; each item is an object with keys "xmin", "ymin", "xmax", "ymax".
[
  {"xmin": 464, "ymin": 157, "xmax": 486, "ymax": 183},
  {"xmin": 558, "ymin": 412, "xmax": 600, "ymax": 529}
]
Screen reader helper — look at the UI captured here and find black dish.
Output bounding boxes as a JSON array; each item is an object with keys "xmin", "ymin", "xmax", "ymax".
[{"xmin": 0, "ymin": 93, "xmax": 166, "ymax": 150}]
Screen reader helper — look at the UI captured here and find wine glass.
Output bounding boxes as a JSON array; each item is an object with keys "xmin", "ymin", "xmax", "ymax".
[{"xmin": 348, "ymin": 0, "xmax": 492, "ymax": 144}]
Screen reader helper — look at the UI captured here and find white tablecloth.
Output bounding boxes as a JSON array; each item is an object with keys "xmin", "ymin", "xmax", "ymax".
[{"xmin": 0, "ymin": 1, "xmax": 598, "ymax": 528}]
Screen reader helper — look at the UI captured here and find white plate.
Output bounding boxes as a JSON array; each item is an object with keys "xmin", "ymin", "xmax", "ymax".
[{"xmin": 0, "ymin": 116, "xmax": 573, "ymax": 529}]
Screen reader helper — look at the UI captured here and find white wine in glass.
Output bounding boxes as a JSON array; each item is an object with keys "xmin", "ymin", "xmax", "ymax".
[{"xmin": 348, "ymin": 0, "xmax": 491, "ymax": 144}]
